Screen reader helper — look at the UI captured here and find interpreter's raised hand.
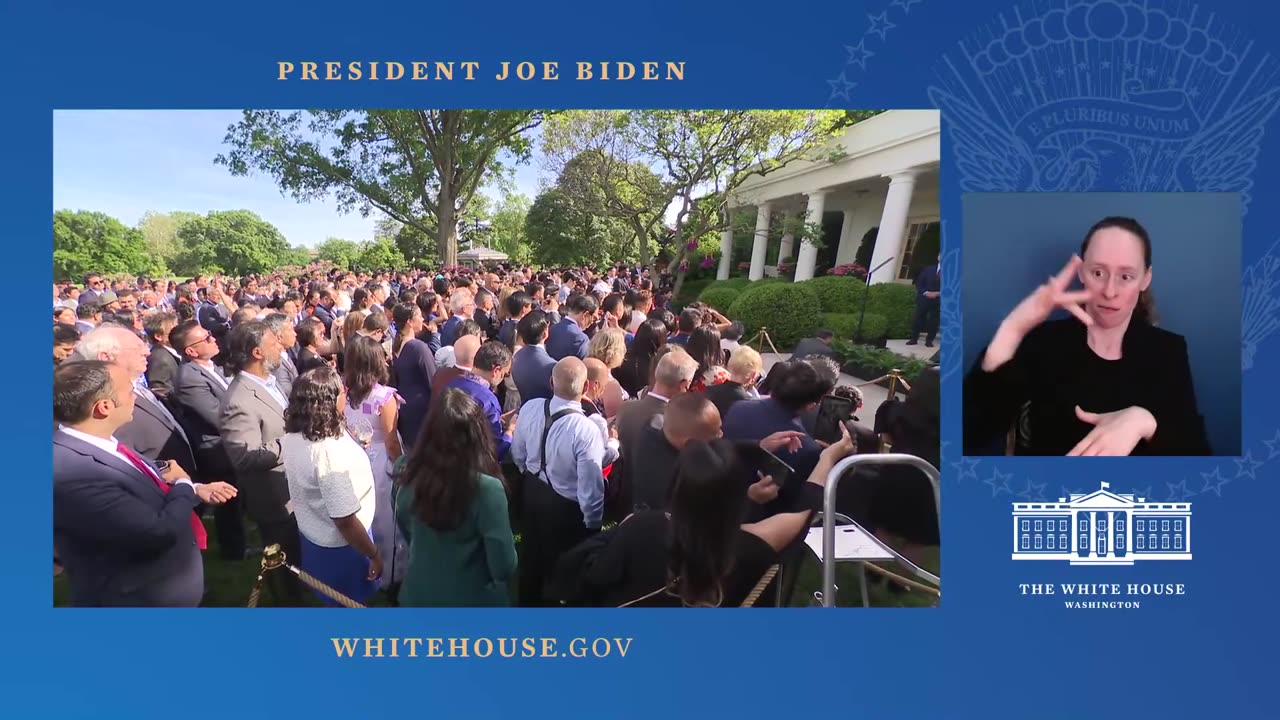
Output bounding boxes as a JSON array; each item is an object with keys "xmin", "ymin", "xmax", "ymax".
[
  {"xmin": 759, "ymin": 430, "xmax": 805, "ymax": 455},
  {"xmin": 1067, "ymin": 405, "xmax": 1157, "ymax": 456},
  {"xmin": 747, "ymin": 472, "xmax": 780, "ymax": 504},
  {"xmin": 1004, "ymin": 255, "xmax": 1094, "ymax": 335},
  {"xmin": 194, "ymin": 482, "xmax": 238, "ymax": 505},
  {"xmin": 819, "ymin": 421, "xmax": 856, "ymax": 462}
]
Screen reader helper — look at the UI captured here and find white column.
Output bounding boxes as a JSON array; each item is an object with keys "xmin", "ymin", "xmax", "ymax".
[
  {"xmin": 748, "ymin": 202, "xmax": 772, "ymax": 282},
  {"xmin": 1107, "ymin": 512, "xmax": 1115, "ymax": 557},
  {"xmin": 868, "ymin": 169, "xmax": 920, "ymax": 284},
  {"xmin": 1089, "ymin": 512, "xmax": 1097, "ymax": 556},
  {"xmin": 836, "ymin": 210, "xmax": 856, "ymax": 264},
  {"xmin": 795, "ymin": 191, "xmax": 827, "ymax": 282},
  {"xmin": 717, "ymin": 226, "xmax": 733, "ymax": 280},
  {"xmin": 778, "ymin": 212, "xmax": 796, "ymax": 264}
]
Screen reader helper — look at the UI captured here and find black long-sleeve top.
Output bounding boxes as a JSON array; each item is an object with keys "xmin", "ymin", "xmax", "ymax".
[{"xmin": 964, "ymin": 318, "xmax": 1211, "ymax": 456}]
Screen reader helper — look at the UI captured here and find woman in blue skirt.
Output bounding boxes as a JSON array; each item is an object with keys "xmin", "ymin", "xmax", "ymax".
[{"xmin": 282, "ymin": 365, "xmax": 382, "ymax": 606}]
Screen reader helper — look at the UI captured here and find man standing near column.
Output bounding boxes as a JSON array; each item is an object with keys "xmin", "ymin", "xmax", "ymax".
[{"xmin": 906, "ymin": 253, "xmax": 941, "ymax": 347}]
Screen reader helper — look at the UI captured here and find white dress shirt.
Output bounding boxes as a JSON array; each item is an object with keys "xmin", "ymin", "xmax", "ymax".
[
  {"xmin": 238, "ymin": 371, "xmax": 288, "ymax": 410},
  {"xmin": 58, "ymin": 425, "xmax": 194, "ymax": 490}
]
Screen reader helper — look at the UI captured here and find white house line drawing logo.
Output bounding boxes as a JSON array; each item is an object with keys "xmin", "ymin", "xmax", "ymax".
[
  {"xmin": 1011, "ymin": 481, "xmax": 1191, "ymax": 565},
  {"xmin": 927, "ymin": 0, "xmax": 1280, "ymax": 208}
]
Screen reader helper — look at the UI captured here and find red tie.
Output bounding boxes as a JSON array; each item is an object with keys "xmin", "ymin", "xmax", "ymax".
[{"xmin": 117, "ymin": 443, "xmax": 208, "ymax": 551}]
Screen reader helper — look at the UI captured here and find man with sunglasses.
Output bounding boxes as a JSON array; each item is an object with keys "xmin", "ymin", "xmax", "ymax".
[
  {"xmin": 80, "ymin": 272, "xmax": 105, "ymax": 306},
  {"xmin": 170, "ymin": 320, "xmax": 246, "ymax": 560}
]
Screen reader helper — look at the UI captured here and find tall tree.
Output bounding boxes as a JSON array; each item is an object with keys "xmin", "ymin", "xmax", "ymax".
[
  {"xmin": 355, "ymin": 238, "xmax": 406, "ymax": 272},
  {"xmin": 525, "ymin": 188, "xmax": 629, "ymax": 267},
  {"xmin": 489, "ymin": 192, "xmax": 533, "ymax": 264},
  {"xmin": 137, "ymin": 211, "xmax": 200, "ymax": 274},
  {"xmin": 54, "ymin": 210, "xmax": 153, "ymax": 281},
  {"xmin": 172, "ymin": 210, "xmax": 293, "ymax": 276},
  {"xmin": 594, "ymin": 111, "xmax": 848, "ymax": 297},
  {"xmin": 541, "ymin": 113, "xmax": 672, "ymax": 268},
  {"xmin": 216, "ymin": 110, "xmax": 544, "ymax": 266},
  {"xmin": 315, "ymin": 237, "xmax": 361, "ymax": 269}
]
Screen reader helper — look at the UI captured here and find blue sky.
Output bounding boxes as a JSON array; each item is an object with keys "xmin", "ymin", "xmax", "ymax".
[{"xmin": 53, "ymin": 110, "xmax": 546, "ymax": 247}]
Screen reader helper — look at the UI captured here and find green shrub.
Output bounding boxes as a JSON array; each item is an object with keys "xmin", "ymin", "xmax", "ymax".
[
  {"xmin": 803, "ymin": 276, "xmax": 867, "ymax": 313},
  {"xmin": 833, "ymin": 340, "xmax": 928, "ymax": 382},
  {"xmin": 820, "ymin": 312, "xmax": 887, "ymax": 342},
  {"xmin": 727, "ymin": 282, "xmax": 822, "ymax": 349},
  {"xmin": 865, "ymin": 283, "xmax": 917, "ymax": 338},
  {"xmin": 698, "ymin": 286, "xmax": 741, "ymax": 313}
]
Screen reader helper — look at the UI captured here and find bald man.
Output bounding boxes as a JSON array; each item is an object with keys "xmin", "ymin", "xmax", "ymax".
[
  {"xmin": 511, "ymin": 356, "xmax": 607, "ymax": 606},
  {"xmin": 581, "ymin": 358, "xmax": 621, "ymax": 466},
  {"xmin": 430, "ymin": 334, "xmax": 481, "ymax": 408}
]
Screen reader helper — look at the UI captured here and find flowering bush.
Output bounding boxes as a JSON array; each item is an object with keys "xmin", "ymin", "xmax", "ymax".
[
  {"xmin": 776, "ymin": 262, "xmax": 795, "ymax": 280},
  {"xmin": 737, "ymin": 261, "xmax": 751, "ymax": 271},
  {"xmin": 685, "ymin": 240, "xmax": 699, "ymax": 251},
  {"xmin": 699, "ymin": 256, "xmax": 717, "ymax": 270},
  {"xmin": 830, "ymin": 262, "xmax": 867, "ymax": 279}
]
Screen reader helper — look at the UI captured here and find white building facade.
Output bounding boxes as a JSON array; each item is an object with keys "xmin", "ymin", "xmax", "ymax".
[
  {"xmin": 719, "ymin": 110, "xmax": 941, "ymax": 285},
  {"xmin": 1011, "ymin": 482, "xmax": 1192, "ymax": 566}
]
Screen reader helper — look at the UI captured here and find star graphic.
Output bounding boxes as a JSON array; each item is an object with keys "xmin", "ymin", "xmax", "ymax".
[
  {"xmin": 1263, "ymin": 428, "xmax": 1280, "ymax": 459},
  {"xmin": 827, "ymin": 72, "xmax": 857, "ymax": 101},
  {"xmin": 1133, "ymin": 485, "xmax": 1152, "ymax": 502},
  {"xmin": 1200, "ymin": 467, "xmax": 1230, "ymax": 497},
  {"xmin": 1016, "ymin": 479, "xmax": 1047, "ymax": 500},
  {"xmin": 1234, "ymin": 450, "xmax": 1264, "ymax": 479},
  {"xmin": 867, "ymin": 11, "xmax": 896, "ymax": 41},
  {"xmin": 1167, "ymin": 76, "xmax": 1178, "ymax": 88},
  {"xmin": 984, "ymin": 467, "xmax": 1013, "ymax": 497},
  {"xmin": 1100, "ymin": 60, "xmax": 1111, "ymax": 69},
  {"xmin": 1076, "ymin": 62, "xmax": 1087, "ymax": 70},
  {"xmin": 1166, "ymin": 479, "xmax": 1194, "ymax": 501},
  {"xmin": 844, "ymin": 40, "xmax": 874, "ymax": 70},
  {"xmin": 1145, "ymin": 67, "xmax": 1157, "ymax": 77},
  {"xmin": 1061, "ymin": 486, "xmax": 1084, "ymax": 501},
  {"xmin": 1055, "ymin": 67, "xmax": 1066, "ymax": 77},
  {"xmin": 1012, "ymin": 86, "xmax": 1024, "ymax": 97},
  {"xmin": 1189, "ymin": 87, "xmax": 1201, "ymax": 98},
  {"xmin": 1033, "ymin": 75, "xmax": 1047, "ymax": 87},
  {"xmin": 1147, "ymin": 174, "xmax": 1161, "ymax": 184},
  {"xmin": 953, "ymin": 456, "xmax": 981, "ymax": 481},
  {"xmin": 1125, "ymin": 62, "xmax": 1136, "ymax": 72},
  {"xmin": 891, "ymin": 0, "xmax": 922, "ymax": 13}
]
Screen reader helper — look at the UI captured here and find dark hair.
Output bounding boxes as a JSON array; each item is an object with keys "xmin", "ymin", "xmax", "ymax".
[
  {"xmin": 54, "ymin": 324, "xmax": 81, "ymax": 347},
  {"xmin": 224, "ymin": 320, "xmax": 271, "ymax": 374},
  {"xmin": 678, "ymin": 307, "xmax": 702, "ymax": 333},
  {"xmin": 814, "ymin": 329, "xmax": 835, "ymax": 342},
  {"xmin": 392, "ymin": 303, "xmax": 421, "ymax": 357},
  {"xmin": 685, "ymin": 325, "xmax": 722, "ymax": 379},
  {"xmin": 767, "ymin": 359, "xmax": 828, "ymax": 412},
  {"xmin": 54, "ymin": 306, "xmax": 74, "ymax": 322},
  {"xmin": 261, "ymin": 312, "xmax": 291, "ymax": 340},
  {"xmin": 474, "ymin": 341, "xmax": 513, "ymax": 373},
  {"xmin": 601, "ymin": 293, "xmax": 625, "ymax": 317},
  {"xmin": 362, "ymin": 311, "xmax": 389, "ymax": 333},
  {"xmin": 175, "ymin": 301, "xmax": 196, "ymax": 323},
  {"xmin": 565, "ymin": 293, "xmax": 598, "ymax": 316},
  {"xmin": 170, "ymin": 320, "xmax": 202, "ymax": 353},
  {"xmin": 650, "ymin": 308, "xmax": 677, "ymax": 335},
  {"xmin": 399, "ymin": 388, "xmax": 502, "ymax": 531},
  {"xmin": 722, "ymin": 321, "xmax": 745, "ymax": 342},
  {"xmin": 667, "ymin": 439, "xmax": 749, "ymax": 607},
  {"xmin": 524, "ymin": 280, "xmax": 544, "ymax": 298},
  {"xmin": 1080, "ymin": 216, "xmax": 1157, "ymax": 325},
  {"xmin": 231, "ymin": 307, "xmax": 257, "ymax": 327},
  {"xmin": 352, "ymin": 287, "xmax": 371, "ymax": 311},
  {"xmin": 399, "ymin": 287, "xmax": 419, "ymax": 306},
  {"xmin": 342, "ymin": 335, "xmax": 388, "ymax": 406},
  {"xmin": 517, "ymin": 310, "xmax": 549, "ymax": 346},
  {"xmin": 284, "ymin": 365, "xmax": 345, "ymax": 441},
  {"xmin": 54, "ymin": 359, "xmax": 116, "ymax": 424},
  {"xmin": 296, "ymin": 317, "xmax": 324, "ymax": 348},
  {"xmin": 433, "ymin": 277, "xmax": 449, "ymax": 296},
  {"xmin": 628, "ymin": 318, "xmax": 668, "ymax": 361},
  {"xmin": 76, "ymin": 302, "xmax": 101, "ymax": 320},
  {"xmin": 457, "ymin": 319, "xmax": 482, "ymax": 340},
  {"xmin": 505, "ymin": 291, "xmax": 533, "ymax": 319},
  {"xmin": 416, "ymin": 291, "xmax": 439, "ymax": 319}
]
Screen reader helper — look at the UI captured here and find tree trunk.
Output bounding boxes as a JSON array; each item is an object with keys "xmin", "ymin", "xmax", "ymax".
[
  {"xmin": 630, "ymin": 217, "xmax": 651, "ymax": 269},
  {"xmin": 436, "ymin": 188, "xmax": 457, "ymax": 266}
]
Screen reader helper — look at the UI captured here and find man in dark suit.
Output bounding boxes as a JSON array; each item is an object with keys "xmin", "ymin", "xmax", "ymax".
[
  {"xmin": 473, "ymin": 289, "xmax": 500, "ymax": 341},
  {"xmin": 546, "ymin": 294, "xmax": 598, "ymax": 361},
  {"xmin": 72, "ymin": 324, "xmax": 198, "ymax": 476},
  {"xmin": 511, "ymin": 311, "xmax": 557, "ymax": 402},
  {"xmin": 170, "ymin": 320, "xmax": 245, "ymax": 560},
  {"xmin": 499, "ymin": 292, "xmax": 533, "ymax": 349},
  {"xmin": 196, "ymin": 286, "xmax": 233, "ymax": 345},
  {"xmin": 615, "ymin": 348, "xmax": 699, "ymax": 509},
  {"xmin": 907, "ymin": 253, "xmax": 941, "ymax": 347},
  {"xmin": 142, "ymin": 311, "xmax": 181, "ymax": 402},
  {"xmin": 310, "ymin": 289, "xmax": 337, "ymax": 336},
  {"xmin": 53, "ymin": 360, "xmax": 236, "ymax": 606},
  {"xmin": 791, "ymin": 330, "xmax": 841, "ymax": 361},
  {"xmin": 440, "ymin": 290, "xmax": 477, "ymax": 347}
]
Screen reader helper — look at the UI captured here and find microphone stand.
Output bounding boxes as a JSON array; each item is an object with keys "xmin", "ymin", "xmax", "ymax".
[{"xmin": 854, "ymin": 255, "xmax": 896, "ymax": 345}]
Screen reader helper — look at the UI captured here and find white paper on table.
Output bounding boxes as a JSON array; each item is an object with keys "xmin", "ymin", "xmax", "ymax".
[{"xmin": 805, "ymin": 525, "xmax": 895, "ymax": 562}]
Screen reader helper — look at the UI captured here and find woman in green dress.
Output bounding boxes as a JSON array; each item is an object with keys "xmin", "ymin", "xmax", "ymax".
[{"xmin": 394, "ymin": 388, "xmax": 517, "ymax": 606}]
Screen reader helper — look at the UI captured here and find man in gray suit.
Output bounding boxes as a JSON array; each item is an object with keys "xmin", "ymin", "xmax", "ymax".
[
  {"xmin": 614, "ymin": 348, "xmax": 699, "ymax": 509},
  {"xmin": 170, "ymin": 320, "xmax": 245, "ymax": 560},
  {"xmin": 220, "ymin": 320, "xmax": 303, "ymax": 604},
  {"xmin": 263, "ymin": 312, "xmax": 298, "ymax": 399}
]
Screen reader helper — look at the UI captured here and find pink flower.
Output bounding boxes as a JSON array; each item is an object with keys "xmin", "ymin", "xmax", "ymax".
[
  {"xmin": 685, "ymin": 240, "xmax": 699, "ymax": 251},
  {"xmin": 699, "ymin": 256, "xmax": 716, "ymax": 270},
  {"xmin": 678, "ymin": 261, "xmax": 689, "ymax": 273}
]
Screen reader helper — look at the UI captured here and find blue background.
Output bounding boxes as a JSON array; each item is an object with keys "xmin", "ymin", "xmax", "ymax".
[
  {"xmin": 962, "ymin": 191, "xmax": 1242, "ymax": 455},
  {"xmin": 9, "ymin": 0, "xmax": 1280, "ymax": 717}
]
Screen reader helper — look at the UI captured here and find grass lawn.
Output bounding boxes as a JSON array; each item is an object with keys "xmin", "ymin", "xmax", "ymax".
[{"xmin": 55, "ymin": 518, "xmax": 938, "ymax": 608}]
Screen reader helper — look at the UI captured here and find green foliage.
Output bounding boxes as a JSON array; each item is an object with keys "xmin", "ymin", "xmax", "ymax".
[
  {"xmin": 315, "ymin": 237, "xmax": 361, "ymax": 269},
  {"xmin": 137, "ymin": 211, "xmax": 199, "ymax": 275},
  {"xmin": 489, "ymin": 192, "xmax": 533, "ymax": 264},
  {"xmin": 54, "ymin": 210, "xmax": 154, "ymax": 281},
  {"xmin": 865, "ymin": 282, "xmax": 918, "ymax": 338},
  {"xmin": 727, "ymin": 282, "xmax": 822, "ymax": 349},
  {"xmin": 703, "ymin": 277, "xmax": 752, "ymax": 292},
  {"xmin": 394, "ymin": 223, "xmax": 436, "ymax": 267},
  {"xmin": 698, "ymin": 286, "xmax": 741, "ymax": 313},
  {"xmin": 820, "ymin": 312, "xmax": 886, "ymax": 342},
  {"xmin": 525, "ymin": 187, "xmax": 630, "ymax": 266},
  {"xmin": 355, "ymin": 237, "xmax": 406, "ymax": 271},
  {"xmin": 172, "ymin": 210, "xmax": 293, "ymax": 276},
  {"xmin": 833, "ymin": 340, "xmax": 928, "ymax": 381},
  {"xmin": 802, "ymin": 275, "xmax": 867, "ymax": 313},
  {"xmin": 216, "ymin": 110, "xmax": 544, "ymax": 264}
]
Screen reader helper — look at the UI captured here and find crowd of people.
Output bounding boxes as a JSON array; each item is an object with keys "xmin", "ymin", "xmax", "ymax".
[{"xmin": 52, "ymin": 262, "xmax": 940, "ymax": 607}]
